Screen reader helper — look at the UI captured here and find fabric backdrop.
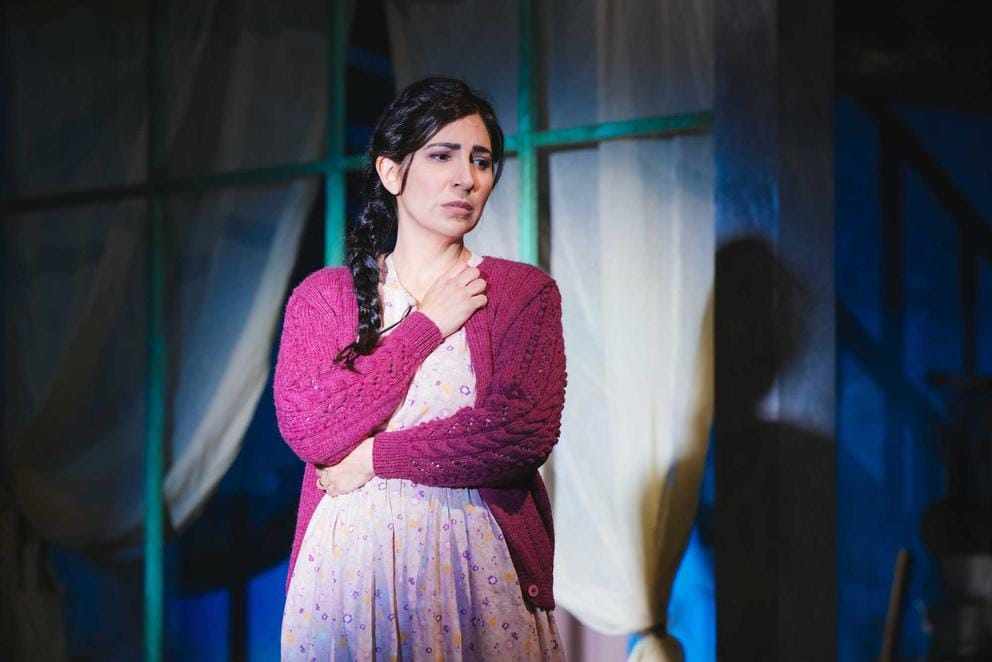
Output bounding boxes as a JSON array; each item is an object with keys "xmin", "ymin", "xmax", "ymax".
[
  {"xmin": 385, "ymin": 1, "xmax": 714, "ymax": 659},
  {"xmin": 2, "ymin": 0, "xmax": 327, "ymax": 556}
]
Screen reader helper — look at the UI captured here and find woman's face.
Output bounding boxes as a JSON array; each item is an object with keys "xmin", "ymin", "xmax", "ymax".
[{"xmin": 379, "ymin": 113, "xmax": 496, "ymax": 242}]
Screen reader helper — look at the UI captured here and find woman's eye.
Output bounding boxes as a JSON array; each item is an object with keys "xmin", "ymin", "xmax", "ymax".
[
  {"xmin": 429, "ymin": 152, "xmax": 451, "ymax": 161},
  {"xmin": 473, "ymin": 158, "xmax": 491, "ymax": 169}
]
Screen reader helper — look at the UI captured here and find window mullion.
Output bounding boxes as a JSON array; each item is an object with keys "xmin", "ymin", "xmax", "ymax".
[
  {"xmin": 517, "ymin": 0, "xmax": 539, "ymax": 266},
  {"xmin": 143, "ymin": 0, "xmax": 166, "ymax": 658},
  {"xmin": 325, "ymin": 0, "xmax": 348, "ymax": 267}
]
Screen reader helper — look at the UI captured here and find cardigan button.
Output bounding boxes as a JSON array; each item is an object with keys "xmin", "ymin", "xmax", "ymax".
[{"xmin": 527, "ymin": 584, "xmax": 540, "ymax": 598}]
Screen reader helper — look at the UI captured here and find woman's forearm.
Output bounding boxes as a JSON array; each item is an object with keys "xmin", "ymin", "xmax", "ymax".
[
  {"xmin": 372, "ymin": 282, "xmax": 566, "ymax": 487},
  {"xmin": 274, "ymin": 281, "xmax": 444, "ymax": 466}
]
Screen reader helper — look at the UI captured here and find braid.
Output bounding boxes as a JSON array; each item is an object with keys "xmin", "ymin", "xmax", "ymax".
[{"xmin": 335, "ymin": 170, "xmax": 398, "ymax": 371}]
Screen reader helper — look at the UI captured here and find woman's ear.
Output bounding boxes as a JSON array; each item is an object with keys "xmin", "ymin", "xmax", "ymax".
[{"xmin": 375, "ymin": 155, "xmax": 403, "ymax": 195}]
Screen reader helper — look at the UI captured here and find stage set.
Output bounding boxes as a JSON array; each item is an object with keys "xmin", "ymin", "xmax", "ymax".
[{"xmin": 2, "ymin": 0, "xmax": 991, "ymax": 660}]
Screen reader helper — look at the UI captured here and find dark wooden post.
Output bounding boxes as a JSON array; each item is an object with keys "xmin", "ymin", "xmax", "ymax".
[{"xmin": 714, "ymin": 1, "xmax": 836, "ymax": 659}]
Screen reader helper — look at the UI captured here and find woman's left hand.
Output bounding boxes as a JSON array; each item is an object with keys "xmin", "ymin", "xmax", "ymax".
[{"xmin": 315, "ymin": 436, "xmax": 375, "ymax": 497}]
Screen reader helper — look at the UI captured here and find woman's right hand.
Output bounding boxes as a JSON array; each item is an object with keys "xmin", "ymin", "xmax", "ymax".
[{"xmin": 418, "ymin": 260, "xmax": 488, "ymax": 338}]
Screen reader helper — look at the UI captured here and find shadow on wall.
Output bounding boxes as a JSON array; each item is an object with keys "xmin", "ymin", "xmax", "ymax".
[{"xmin": 714, "ymin": 236, "xmax": 834, "ymax": 661}]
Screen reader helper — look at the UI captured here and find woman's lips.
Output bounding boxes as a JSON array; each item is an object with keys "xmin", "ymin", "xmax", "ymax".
[{"xmin": 443, "ymin": 201, "xmax": 474, "ymax": 215}]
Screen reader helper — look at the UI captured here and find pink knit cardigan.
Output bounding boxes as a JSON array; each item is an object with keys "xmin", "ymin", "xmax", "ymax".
[{"xmin": 273, "ymin": 256, "xmax": 567, "ymax": 610}]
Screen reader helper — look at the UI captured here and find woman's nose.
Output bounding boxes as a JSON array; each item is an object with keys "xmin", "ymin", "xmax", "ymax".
[{"xmin": 452, "ymin": 158, "xmax": 475, "ymax": 191}]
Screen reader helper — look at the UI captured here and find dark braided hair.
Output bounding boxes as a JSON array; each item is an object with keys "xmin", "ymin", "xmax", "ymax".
[{"xmin": 335, "ymin": 77, "xmax": 505, "ymax": 370}]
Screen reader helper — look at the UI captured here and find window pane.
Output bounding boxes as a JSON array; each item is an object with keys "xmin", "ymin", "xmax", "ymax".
[
  {"xmin": 3, "ymin": 4, "xmax": 147, "ymax": 197},
  {"xmin": 163, "ymin": 0, "xmax": 329, "ymax": 177},
  {"xmin": 4, "ymin": 200, "xmax": 148, "ymax": 536},
  {"xmin": 545, "ymin": 0, "xmax": 713, "ymax": 129},
  {"xmin": 384, "ymin": 1, "xmax": 518, "ymax": 135},
  {"xmin": 164, "ymin": 179, "xmax": 318, "ymax": 449},
  {"xmin": 467, "ymin": 157, "xmax": 519, "ymax": 261}
]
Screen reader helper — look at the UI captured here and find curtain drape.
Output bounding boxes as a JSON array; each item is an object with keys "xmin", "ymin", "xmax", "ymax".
[
  {"xmin": 2, "ymin": 0, "xmax": 327, "ymax": 568},
  {"xmin": 547, "ymin": 3, "xmax": 714, "ymax": 660},
  {"xmin": 385, "ymin": 1, "xmax": 713, "ymax": 660}
]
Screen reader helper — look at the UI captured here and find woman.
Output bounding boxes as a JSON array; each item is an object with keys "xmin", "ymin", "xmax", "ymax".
[{"xmin": 274, "ymin": 77, "xmax": 567, "ymax": 660}]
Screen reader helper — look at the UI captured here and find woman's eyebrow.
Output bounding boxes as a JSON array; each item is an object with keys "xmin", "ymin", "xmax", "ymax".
[{"xmin": 424, "ymin": 142, "xmax": 493, "ymax": 156}]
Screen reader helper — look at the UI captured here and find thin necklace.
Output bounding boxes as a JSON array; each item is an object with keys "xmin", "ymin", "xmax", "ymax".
[
  {"xmin": 379, "ymin": 303, "xmax": 413, "ymax": 334},
  {"xmin": 391, "ymin": 248, "xmax": 472, "ymax": 308},
  {"xmin": 391, "ymin": 267, "xmax": 422, "ymax": 308}
]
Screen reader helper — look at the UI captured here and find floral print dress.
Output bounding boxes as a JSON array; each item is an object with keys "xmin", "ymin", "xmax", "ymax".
[{"xmin": 281, "ymin": 251, "xmax": 564, "ymax": 661}]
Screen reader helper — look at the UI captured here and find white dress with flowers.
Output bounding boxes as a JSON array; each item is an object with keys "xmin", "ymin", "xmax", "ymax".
[{"xmin": 280, "ymin": 252, "xmax": 564, "ymax": 661}]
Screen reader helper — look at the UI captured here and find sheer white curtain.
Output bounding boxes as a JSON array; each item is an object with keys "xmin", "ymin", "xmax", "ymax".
[
  {"xmin": 3, "ymin": 0, "xmax": 326, "ymax": 558},
  {"xmin": 547, "ymin": 3, "xmax": 714, "ymax": 660},
  {"xmin": 385, "ymin": 1, "xmax": 713, "ymax": 660}
]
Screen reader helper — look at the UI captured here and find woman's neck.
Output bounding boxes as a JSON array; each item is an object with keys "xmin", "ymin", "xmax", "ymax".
[{"xmin": 389, "ymin": 237, "xmax": 471, "ymax": 304}]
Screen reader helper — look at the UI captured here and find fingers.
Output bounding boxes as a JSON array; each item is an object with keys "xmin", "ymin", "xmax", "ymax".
[
  {"xmin": 465, "ymin": 275, "xmax": 487, "ymax": 295},
  {"xmin": 316, "ymin": 476, "xmax": 341, "ymax": 497},
  {"xmin": 428, "ymin": 264, "xmax": 485, "ymax": 300},
  {"xmin": 444, "ymin": 259, "xmax": 469, "ymax": 278},
  {"xmin": 450, "ymin": 264, "xmax": 478, "ymax": 286},
  {"xmin": 316, "ymin": 465, "xmax": 374, "ymax": 498},
  {"xmin": 316, "ymin": 467, "xmax": 337, "ymax": 493}
]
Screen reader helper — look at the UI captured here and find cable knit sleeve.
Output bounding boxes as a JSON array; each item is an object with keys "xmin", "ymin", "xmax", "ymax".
[
  {"xmin": 371, "ymin": 280, "xmax": 566, "ymax": 487},
  {"xmin": 273, "ymin": 270, "xmax": 445, "ymax": 466}
]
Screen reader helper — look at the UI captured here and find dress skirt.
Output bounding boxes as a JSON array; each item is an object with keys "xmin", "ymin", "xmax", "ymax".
[{"xmin": 281, "ymin": 479, "xmax": 563, "ymax": 660}]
